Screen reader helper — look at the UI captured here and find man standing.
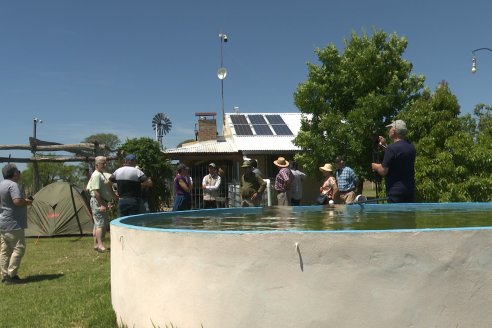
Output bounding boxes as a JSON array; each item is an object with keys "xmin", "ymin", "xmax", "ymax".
[
  {"xmin": 273, "ymin": 157, "xmax": 292, "ymax": 206},
  {"xmin": 0, "ymin": 164, "xmax": 32, "ymax": 285},
  {"xmin": 87, "ymin": 156, "xmax": 115, "ymax": 252},
  {"xmin": 240, "ymin": 160, "xmax": 267, "ymax": 207},
  {"xmin": 110, "ymin": 154, "xmax": 152, "ymax": 216},
  {"xmin": 289, "ymin": 161, "xmax": 306, "ymax": 206},
  {"xmin": 372, "ymin": 120, "xmax": 416, "ymax": 203},
  {"xmin": 201, "ymin": 163, "xmax": 221, "ymax": 209},
  {"xmin": 334, "ymin": 156, "xmax": 358, "ymax": 204}
]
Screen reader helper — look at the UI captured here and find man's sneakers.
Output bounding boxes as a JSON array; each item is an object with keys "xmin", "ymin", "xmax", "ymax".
[{"xmin": 3, "ymin": 275, "xmax": 23, "ymax": 285}]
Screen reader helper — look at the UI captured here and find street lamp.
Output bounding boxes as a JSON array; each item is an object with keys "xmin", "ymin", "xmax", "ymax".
[
  {"xmin": 218, "ymin": 32, "xmax": 228, "ymax": 135},
  {"xmin": 32, "ymin": 117, "xmax": 43, "ymax": 194},
  {"xmin": 471, "ymin": 48, "xmax": 492, "ymax": 74},
  {"xmin": 33, "ymin": 117, "xmax": 43, "ymax": 140}
]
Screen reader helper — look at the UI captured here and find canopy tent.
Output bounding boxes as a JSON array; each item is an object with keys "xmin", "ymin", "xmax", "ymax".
[{"xmin": 26, "ymin": 181, "xmax": 93, "ymax": 237}]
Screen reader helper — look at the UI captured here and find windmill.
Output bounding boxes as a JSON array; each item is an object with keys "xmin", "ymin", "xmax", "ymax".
[{"xmin": 152, "ymin": 113, "xmax": 172, "ymax": 149}]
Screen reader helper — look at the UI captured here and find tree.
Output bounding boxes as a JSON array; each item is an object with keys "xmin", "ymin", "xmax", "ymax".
[
  {"xmin": 119, "ymin": 137, "xmax": 174, "ymax": 211},
  {"xmin": 293, "ymin": 28, "xmax": 425, "ymax": 183},
  {"xmin": 80, "ymin": 133, "xmax": 120, "ymax": 171},
  {"xmin": 400, "ymin": 84, "xmax": 492, "ymax": 202},
  {"xmin": 20, "ymin": 159, "xmax": 78, "ymax": 195}
]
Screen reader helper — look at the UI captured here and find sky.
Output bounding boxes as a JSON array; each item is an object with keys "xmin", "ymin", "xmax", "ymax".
[{"xmin": 1, "ymin": 0, "xmax": 492, "ymax": 169}]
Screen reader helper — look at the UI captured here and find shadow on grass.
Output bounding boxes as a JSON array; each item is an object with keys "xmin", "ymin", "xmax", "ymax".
[{"xmin": 22, "ymin": 273, "xmax": 64, "ymax": 283}]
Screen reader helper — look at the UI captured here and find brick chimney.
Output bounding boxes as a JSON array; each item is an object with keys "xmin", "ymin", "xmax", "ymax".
[{"xmin": 195, "ymin": 112, "xmax": 217, "ymax": 142}]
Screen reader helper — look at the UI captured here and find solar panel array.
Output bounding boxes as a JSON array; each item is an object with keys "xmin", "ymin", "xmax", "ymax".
[{"xmin": 230, "ymin": 114, "xmax": 293, "ymax": 136}]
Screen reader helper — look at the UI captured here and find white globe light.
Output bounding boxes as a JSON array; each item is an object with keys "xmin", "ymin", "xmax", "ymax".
[{"xmin": 217, "ymin": 67, "xmax": 228, "ymax": 80}]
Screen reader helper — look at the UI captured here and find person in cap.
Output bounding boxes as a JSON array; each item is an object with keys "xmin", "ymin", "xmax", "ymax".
[
  {"xmin": 110, "ymin": 154, "xmax": 152, "ymax": 216},
  {"xmin": 172, "ymin": 164, "xmax": 192, "ymax": 211},
  {"xmin": 372, "ymin": 119, "xmax": 416, "ymax": 203},
  {"xmin": 0, "ymin": 164, "xmax": 32, "ymax": 285},
  {"xmin": 273, "ymin": 156, "xmax": 293, "ymax": 206},
  {"xmin": 289, "ymin": 161, "xmax": 306, "ymax": 206},
  {"xmin": 87, "ymin": 156, "xmax": 116, "ymax": 252},
  {"xmin": 240, "ymin": 160, "xmax": 267, "ymax": 207},
  {"xmin": 201, "ymin": 163, "xmax": 221, "ymax": 209},
  {"xmin": 334, "ymin": 156, "xmax": 359, "ymax": 204},
  {"xmin": 319, "ymin": 163, "xmax": 337, "ymax": 203}
]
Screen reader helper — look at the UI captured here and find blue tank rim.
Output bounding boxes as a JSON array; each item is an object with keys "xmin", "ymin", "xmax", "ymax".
[{"xmin": 110, "ymin": 202, "xmax": 492, "ymax": 234}]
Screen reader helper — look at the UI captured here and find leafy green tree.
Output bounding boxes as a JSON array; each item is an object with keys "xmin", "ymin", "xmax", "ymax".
[
  {"xmin": 20, "ymin": 159, "xmax": 78, "ymax": 195},
  {"xmin": 400, "ymin": 84, "xmax": 492, "ymax": 202},
  {"xmin": 119, "ymin": 137, "xmax": 174, "ymax": 211},
  {"xmin": 78, "ymin": 133, "xmax": 120, "ymax": 173},
  {"xmin": 293, "ymin": 28, "xmax": 425, "ymax": 183}
]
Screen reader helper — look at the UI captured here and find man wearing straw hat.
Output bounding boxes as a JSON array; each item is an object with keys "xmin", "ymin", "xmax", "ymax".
[{"xmin": 273, "ymin": 157, "xmax": 292, "ymax": 206}]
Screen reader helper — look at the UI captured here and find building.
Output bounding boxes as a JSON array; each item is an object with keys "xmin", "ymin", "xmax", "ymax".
[{"xmin": 164, "ymin": 111, "xmax": 318, "ymax": 208}]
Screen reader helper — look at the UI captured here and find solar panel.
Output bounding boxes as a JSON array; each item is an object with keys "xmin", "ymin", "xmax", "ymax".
[
  {"xmin": 265, "ymin": 115, "xmax": 285, "ymax": 124},
  {"xmin": 230, "ymin": 115, "xmax": 253, "ymax": 135},
  {"xmin": 266, "ymin": 115, "xmax": 293, "ymax": 135},
  {"xmin": 248, "ymin": 115, "xmax": 267, "ymax": 124},
  {"xmin": 230, "ymin": 114, "xmax": 292, "ymax": 136},
  {"xmin": 230, "ymin": 115, "xmax": 248, "ymax": 125},
  {"xmin": 253, "ymin": 124, "xmax": 274, "ymax": 135},
  {"xmin": 234, "ymin": 124, "xmax": 253, "ymax": 135},
  {"xmin": 271, "ymin": 124, "xmax": 293, "ymax": 135},
  {"xmin": 248, "ymin": 115, "xmax": 273, "ymax": 135}
]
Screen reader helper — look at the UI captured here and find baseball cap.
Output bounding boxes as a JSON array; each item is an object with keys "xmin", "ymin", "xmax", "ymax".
[
  {"xmin": 125, "ymin": 154, "xmax": 136, "ymax": 161},
  {"xmin": 208, "ymin": 163, "xmax": 216, "ymax": 168},
  {"xmin": 386, "ymin": 120, "xmax": 407, "ymax": 134}
]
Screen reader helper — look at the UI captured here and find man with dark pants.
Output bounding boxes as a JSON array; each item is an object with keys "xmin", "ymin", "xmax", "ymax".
[
  {"xmin": 0, "ymin": 164, "xmax": 32, "ymax": 285},
  {"xmin": 372, "ymin": 119, "xmax": 416, "ymax": 203},
  {"xmin": 201, "ymin": 163, "xmax": 221, "ymax": 209},
  {"xmin": 273, "ymin": 157, "xmax": 292, "ymax": 206},
  {"xmin": 110, "ymin": 154, "xmax": 152, "ymax": 216}
]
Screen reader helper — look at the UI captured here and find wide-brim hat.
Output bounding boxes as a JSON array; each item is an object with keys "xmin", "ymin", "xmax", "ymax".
[
  {"xmin": 319, "ymin": 163, "xmax": 333, "ymax": 172},
  {"xmin": 241, "ymin": 160, "xmax": 252, "ymax": 168},
  {"xmin": 273, "ymin": 156, "xmax": 289, "ymax": 168}
]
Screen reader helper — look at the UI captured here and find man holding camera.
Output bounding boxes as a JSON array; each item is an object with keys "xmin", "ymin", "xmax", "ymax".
[{"xmin": 0, "ymin": 164, "xmax": 32, "ymax": 285}]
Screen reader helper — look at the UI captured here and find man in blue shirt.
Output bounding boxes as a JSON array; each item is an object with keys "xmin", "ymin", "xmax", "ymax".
[
  {"xmin": 334, "ymin": 156, "xmax": 358, "ymax": 204},
  {"xmin": 372, "ymin": 120, "xmax": 416, "ymax": 203}
]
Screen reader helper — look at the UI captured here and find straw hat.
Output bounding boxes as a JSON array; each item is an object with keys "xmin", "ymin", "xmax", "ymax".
[
  {"xmin": 319, "ymin": 163, "xmax": 333, "ymax": 172},
  {"xmin": 273, "ymin": 157, "xmax": 289, "ymax": 168}
]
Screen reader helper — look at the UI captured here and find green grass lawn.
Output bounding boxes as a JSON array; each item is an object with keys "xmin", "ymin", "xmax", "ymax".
[{"xmin": 0, "ymin": 236, "xmax": 117, "ymax": 328}]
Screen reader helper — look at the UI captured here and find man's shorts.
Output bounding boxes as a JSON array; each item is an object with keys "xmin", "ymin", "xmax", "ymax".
[{"xmin": 90, "ymin": 197, "xmax": 108, "ymax": 228}]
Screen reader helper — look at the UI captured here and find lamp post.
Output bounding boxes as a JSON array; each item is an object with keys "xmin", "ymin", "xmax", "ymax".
[
  {"xmin": 471, "ymin": 48, "xmax": 492, "ymax": 74},
  {"xmin": 33, "ymin": 117, "xmax": 43, "ymax": 141},
  {"xmin": 32, "ymin": 117, "xmax": 43, "ymax": 194},
  {"xmin": 218, "ymin": 32, "xmax": 228, "ymax": 135}
]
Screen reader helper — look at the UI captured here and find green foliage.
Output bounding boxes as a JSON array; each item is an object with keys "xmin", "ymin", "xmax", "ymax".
[
  {"xmin": 294, "ymin": 28, "xmax": 425, "ymax": 180},
  {"xmin": 79, "ymin": 133, "xmax": 121, "ymax": 175},
  {"xmin": 401, "ymin": 85, "xmax": 492, "ymax": 202},
  {"xmin": 119, "ymin": 137, "xmax": 174, "ymax": 211},
  {"xmin": 20, "ymin": 158, "xmax": 78, "ymax": 195}
]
